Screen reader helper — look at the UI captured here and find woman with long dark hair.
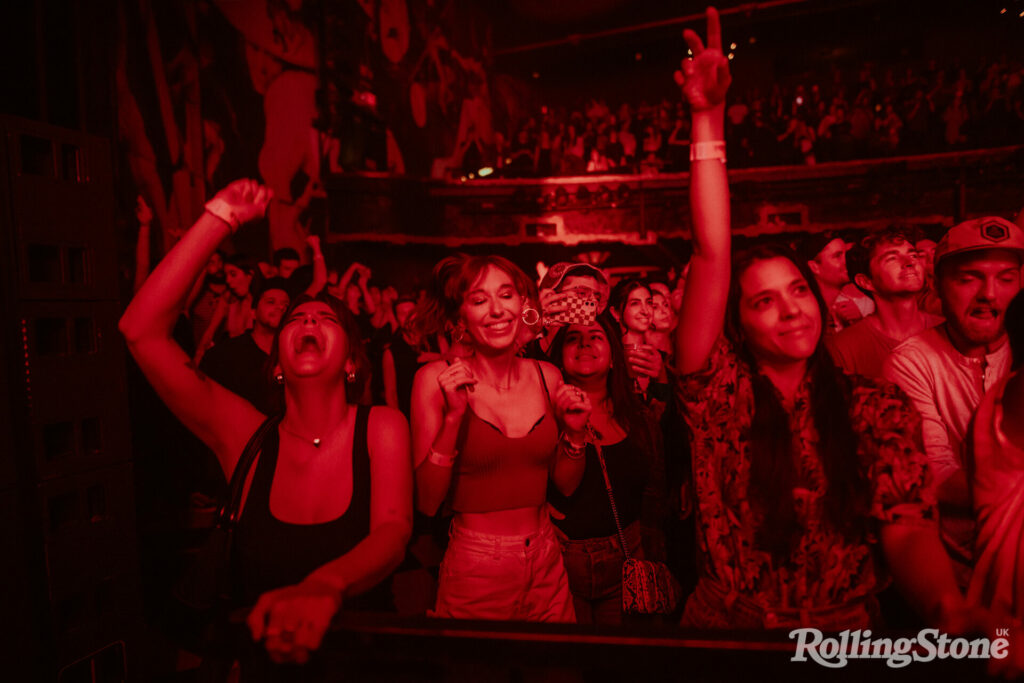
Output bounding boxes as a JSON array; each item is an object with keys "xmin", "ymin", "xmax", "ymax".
[
  {"xmin": 672, "ymin": 8, "xmax": 988, "ymax": 632},
  {"xmin": 409, "ymin": 253, "xmax": 590, "ymax": 622},
  {"xmin": 547, "ymin": 313, "xmax": 661, "ymax": 623},
  {"xmin": 119, "ymin": 180, "xmax": 412, "ymax": 676},
  {"xmin": 609, "ymin": 279, "xmax": 665, "ymax": 402}
]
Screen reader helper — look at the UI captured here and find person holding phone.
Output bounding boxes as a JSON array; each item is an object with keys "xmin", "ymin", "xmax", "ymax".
[{"xmin": 529, "ymin": 262, "xmax": 611, "ymax": 358}]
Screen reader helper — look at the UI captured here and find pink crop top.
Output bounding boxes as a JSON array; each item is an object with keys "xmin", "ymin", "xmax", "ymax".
[{"xmin": 448, "ymin": 362, "xmax": 559, "ymax": 513}]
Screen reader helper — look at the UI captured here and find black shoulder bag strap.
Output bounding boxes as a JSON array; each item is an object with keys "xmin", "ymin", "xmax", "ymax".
[
  {"xmin": 211, "ymin": 414, "xmax": 282, "ymax": 605},
  {"xmin": 171, "ymin": 413, "xmax": 282, "ymax": 651},
  {"xmin": 219, "ymin": 413, "xmax": 282, "ymax": 529},
  {"xmin": 589, "ymin": 424, "xmax": 633, "ymax": 561}
]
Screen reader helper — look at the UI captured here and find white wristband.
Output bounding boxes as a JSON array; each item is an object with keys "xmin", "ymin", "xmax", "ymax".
[
  {"xmin": 690, "ymin": 140, "xmax": 727, "ymax": 163},
  {"xmin": 427, "ymin": 447, "xmax": 457, "ymax": 468},
  {"xmin": 204, "ymin": 197, "xmax": 242, "ymax": 233}
]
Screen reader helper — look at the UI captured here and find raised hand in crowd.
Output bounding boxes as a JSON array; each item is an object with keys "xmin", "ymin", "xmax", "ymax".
[
  {"xmin": 674, "ymin": 8, "xmax": 731, "ymax": 113},
  {"xmin": 380, "ymin": 286, "xmax": 400, "ymax": 332},
  {"xmin": 305, "ymin": 233, "xmax": 328, "ymax": 297},
  {"xmin": 121, "ymin": 178, "xmax": 411, "ymax": 667},
  {"xmin": 673, "ymin": 6, "xmax": 731, "ymax": 374},
  {"xmin": 133, "ymin": 194, "xmax": 154, "ymax": 294},
  {"xmin": 339, "ymin": 262, "xmax": 377, "ymax": 316}
]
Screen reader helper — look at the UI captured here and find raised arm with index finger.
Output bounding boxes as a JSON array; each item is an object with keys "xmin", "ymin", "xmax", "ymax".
[{"xmin": 673, "ymin": 6, "xmax": 733, "ymax": 375}]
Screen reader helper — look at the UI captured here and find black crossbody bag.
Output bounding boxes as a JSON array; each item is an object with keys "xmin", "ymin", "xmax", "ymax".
[
  {"xmin": 590, "ymin": 432, "xmax": 682, "ymax": 616},
  {"xmin": 170, "ymin": 414, "xmax": 281, "ymax": 652}
]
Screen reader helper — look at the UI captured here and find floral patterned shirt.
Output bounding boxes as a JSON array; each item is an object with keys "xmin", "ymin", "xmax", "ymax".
[{"xmin": 675, "ymin": 337, "xmax": 936, "ymax": 613}]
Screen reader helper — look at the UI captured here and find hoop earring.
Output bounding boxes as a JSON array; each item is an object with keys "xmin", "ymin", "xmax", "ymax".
[{"xmin": 521, "ymin": 307, "xmax": 540, "ymax": 326}]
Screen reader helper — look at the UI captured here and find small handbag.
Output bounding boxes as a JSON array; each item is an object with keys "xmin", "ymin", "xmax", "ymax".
[
  {"xmin": 170, "ymin": 414, "xmax": 280, "ymax": 651},
  {"xmin": 591, "ymin": 432, "xmax": 681, "ymax": 616}
]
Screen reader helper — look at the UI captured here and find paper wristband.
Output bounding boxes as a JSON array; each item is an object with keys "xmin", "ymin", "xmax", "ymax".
[
  {"xmin": 690, "ymin": 140, "xmax": 727, "ymax": 163},
  {"xmin": 204, "ymin": 197, "xmax": 241, "ymax": 233},
  {"xmin": 427, "ymin": 448, "xmax": 457, "ymax": 468}
]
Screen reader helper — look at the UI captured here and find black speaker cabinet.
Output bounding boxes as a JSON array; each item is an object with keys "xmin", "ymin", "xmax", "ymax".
[{"xmin": 0, "ymin": 116, "xmax": 141, "ymax": 682}]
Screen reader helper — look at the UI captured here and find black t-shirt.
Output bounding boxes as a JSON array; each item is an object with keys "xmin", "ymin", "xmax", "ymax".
[
  {"xmin": 549, "ymin": 434, "xmax": 649, "ymax": 540},
  {"xmin": 385, "ymin": 330, "xmax": 420, "ymax": 417},
  {"xmin": 606, "ymin": 141, "xmax": 625, "ymax": 166},
  {"xmin": 353, "ymin": 311, "xmax": 375, "ymax": 343},
  {"xmin": 199, "ymin": 333, "xmax": 275, "ymax": 414}
]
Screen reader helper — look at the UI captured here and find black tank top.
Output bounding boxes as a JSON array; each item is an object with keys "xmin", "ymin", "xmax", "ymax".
[
  {"xmin": 233, "ymin": 405, "xmax": 390, "ymax": 610},
  {"xmin": 548, "ymin": 433, "xmax": 649, "ymax": 540}
]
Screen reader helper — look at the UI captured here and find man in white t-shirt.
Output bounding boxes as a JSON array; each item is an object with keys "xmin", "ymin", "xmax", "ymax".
[{"xmin": 884, "ymin": 216, "xmax": 1024, "ymax": 588}]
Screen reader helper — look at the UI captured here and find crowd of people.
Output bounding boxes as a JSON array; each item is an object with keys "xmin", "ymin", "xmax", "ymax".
[
  {"xmin": 120, "ymin": 8, "xmax": 1024, "ymax": 680},
  {"xmin": 479, "ymin": 53, "xmax": 1023, "ymax": 177}
]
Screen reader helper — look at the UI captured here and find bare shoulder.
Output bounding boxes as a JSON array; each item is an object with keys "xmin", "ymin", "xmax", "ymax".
[
  {"xmin": 414, "ymin": 359, "xmax": 448, "ymax": 385},
  {"xmin": 367, "ymin": 405, "xmax": 410, "ymax": 460},
  {"xmin": 532, "ymin": 359, "xmax": 564, "ymax": 389},
  {"xmin": 368, "ymin": 404, "xmax": 410, "ymax": 434}
]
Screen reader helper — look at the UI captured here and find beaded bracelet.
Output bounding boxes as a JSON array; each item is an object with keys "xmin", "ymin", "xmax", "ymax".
[{"xmin": 559, "ymin": 432, "xmax": 587, "ymax": 460}]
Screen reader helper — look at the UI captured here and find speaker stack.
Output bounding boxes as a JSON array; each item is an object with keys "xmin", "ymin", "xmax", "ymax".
[{"xmin": 0, "ymin": 116, "xmax": 142, "ymax": 681}]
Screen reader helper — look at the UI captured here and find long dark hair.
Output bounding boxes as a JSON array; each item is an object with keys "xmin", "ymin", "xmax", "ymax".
[
  {"xmin": 548, "ymin": 312, "xmax": 655, "ymax": 459},
  {"xmin": 406, "ymin": 253, "xmax": 537, "ymax": 348},
  {"xmin": 608, "ymin": 278, "xmax": 651, "ymax": 332},
  {"xmin": 265, "ymin": 292, "xmax": 370, "ymax": 410},
  {"xmin": 727, "ymin": 243, "xmax": 869, "ymax": 557}
]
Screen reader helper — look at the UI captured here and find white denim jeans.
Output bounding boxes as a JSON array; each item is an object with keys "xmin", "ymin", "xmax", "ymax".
[{"xmin": 431, "ymin": 515, "xmax": 576, "ymax": 623}]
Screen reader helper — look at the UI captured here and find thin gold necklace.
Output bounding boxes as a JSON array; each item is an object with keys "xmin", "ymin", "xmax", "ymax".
[{"xmin": 280, "ymin": 421, "xmax": 322, "ymax": 448}]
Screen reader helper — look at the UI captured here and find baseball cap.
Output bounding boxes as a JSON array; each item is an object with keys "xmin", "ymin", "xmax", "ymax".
[
  {"xmin": 539, "ymin": 262, "xmax": 610, "ymax": 312},
  {"xmin": 796, "ymin": 231, "xmax": 844, "ymax": 264},
  {"xmin": 934, "ymin": 216, "xmax": 1024, "ymax": 265},
  {"xmin": 540, "ymin": 262, "xmax": 608, "ymax": 292}
]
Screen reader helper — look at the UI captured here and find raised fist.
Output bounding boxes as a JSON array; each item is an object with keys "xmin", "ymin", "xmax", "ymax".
[
  {"xmin": 210, "ymin": 179, "xmax": 273, "ymax": 227},
  {"xmin": 135, "ymin": 195, "xmax": 153, "ymax": 226}
]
